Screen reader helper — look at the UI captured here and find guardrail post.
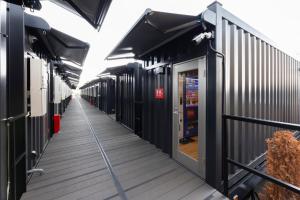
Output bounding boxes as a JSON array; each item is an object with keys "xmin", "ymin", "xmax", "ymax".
[{"xmin": 222, "ymin": 116, "xmax": 228, "ymax": 196}]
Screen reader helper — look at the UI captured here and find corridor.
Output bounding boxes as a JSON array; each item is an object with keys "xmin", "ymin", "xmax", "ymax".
[{"xmin": 21, "ymin": 97, "xmax": 225, "ymax": 200}]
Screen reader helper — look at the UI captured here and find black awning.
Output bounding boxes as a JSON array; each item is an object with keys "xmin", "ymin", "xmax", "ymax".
[
  {"xmin": 6, "ymin": 0, "xmax": 42, "ymax": 10},
  {"xmin": 100, "ymin": 64, "xmax": 134, "ymax": 75},
  {"xmin": 50, "ymin": 0, "xmax": 112, "ymax": 29},
  {"xmin": 55, "ymin": 63, "xmax": 82, "ymax": 75},
  {"xmin": 46, "ymin": 29, "xmax": 89, "ymax": 66},
  {"xmin": 25, "ymin": 16, "xmax": 90, "ymax": 66},
  {"xmin": 55, "ymin": 63, "xmax": 81, "ymax": 84},
  {"xmin": 24, "ymin": 13, "xmax": 50, "ymax": 31},
  {"xmin": 107, "ymin": 9, "xmax": 200, "ymax": 59}
]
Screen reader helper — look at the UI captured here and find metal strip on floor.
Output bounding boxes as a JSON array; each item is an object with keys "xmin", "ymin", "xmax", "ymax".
[{"xmin": 77, "ymin": 99, "xmax": 128, "ymax": 200}]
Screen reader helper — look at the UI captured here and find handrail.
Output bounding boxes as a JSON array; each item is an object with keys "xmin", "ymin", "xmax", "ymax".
[
  {"xmin": 222, "ymin": 114, "xmax": 300, "ymax": 196},
  {"xmin": 0, "ymin": 112, "xmax": 30, "ymax": 123},
  {"xmin": 227, "ymin": 158, "xmax": 300, "ymax": 195},
  {"xmin": 223, "ymin": 114, "xmax": 300, "ymax": 131}
]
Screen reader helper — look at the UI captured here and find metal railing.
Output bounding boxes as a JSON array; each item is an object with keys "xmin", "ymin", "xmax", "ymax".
[{"xmin": 222, "ymin": 114, "xmax": 300, "ymax": 196}]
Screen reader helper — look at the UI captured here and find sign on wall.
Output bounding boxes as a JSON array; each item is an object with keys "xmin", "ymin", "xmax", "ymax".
[{"xmin": 155, "ymin": 88, "xmax": 164, "ymax": 100}]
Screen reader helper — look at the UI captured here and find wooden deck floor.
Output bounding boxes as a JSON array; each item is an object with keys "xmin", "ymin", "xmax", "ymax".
[{"xmin": 21, "ymin": 97, "xmax": 226, "ymax": 200}]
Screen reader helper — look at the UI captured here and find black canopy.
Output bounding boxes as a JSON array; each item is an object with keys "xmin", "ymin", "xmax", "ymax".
[
  {"xmin": 24, "ymin": 13, "xmax": 50, "ymax": 31},
  {"xmin": 107, "ymin": 9, "xmax": 200, "ymax": 59},
  {"xmin": 25, "ymin": 13, "xmax": 90, "ymax": 66},
  {"xmin": 53, "ymin": 62, "xmax": 81, "ymax": 89},
  {"xmin": 55, "ymin": 63, "xmax": 82, "ymax": 76},
  {"xmin": 50, "ymin": 0, "xmax": 112, "ymax": 29},
  {"xmin": 100, "ymin": 64, "xmax": 135, "ymax": 75},
  {"xmin": 7, "ymin": 0, "xmax": 112, "ymax": 29},
  {"xmin": 6, "ymin": 0, "xmax": 42, "ymax": 10},
  {"xmin": 46, "ymin": 29, "xmax": 89, "ymax": 66}
]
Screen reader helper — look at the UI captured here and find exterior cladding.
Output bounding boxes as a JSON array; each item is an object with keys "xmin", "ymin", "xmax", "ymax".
[
  {"xmin": 100, "ymin": 79, "xmax": 116, "ymax": 114},
  {"xmin": 116, "ymin": 72, "xmax": 135, "ymax": 130},
  {"xmin": 140, "ymin": 26, "xmax": 209, "ymax": 156},
  {"xmin": 141, "ymin": 67, "xmax": 173, "ymax": 154},
  {"xmin": 221, "ymin": 19, "xmax": 300, "ymax": 177},
  {"xmin": 115, "ymin": 64, "xmax": 143, "ymax": 134}
]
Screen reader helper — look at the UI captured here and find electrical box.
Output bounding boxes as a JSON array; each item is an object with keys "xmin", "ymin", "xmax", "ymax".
[
  {"xmin": 30, "ymin": 58, "xmax": 48, "ymax": 117},
  {"xmin": 54, "ymin": 75, "xmax": 62, "ymax": 104}
]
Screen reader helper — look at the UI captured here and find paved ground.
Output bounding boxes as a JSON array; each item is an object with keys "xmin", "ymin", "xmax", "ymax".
[{"xmin": 21, "ymin": 97, "xmax": 226, "ymax": 200}]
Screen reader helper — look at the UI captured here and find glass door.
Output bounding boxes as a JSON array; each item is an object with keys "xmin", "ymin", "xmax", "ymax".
[{"xmin": 172, "ymin": 57, "xmax": 206, "ymax": 178}]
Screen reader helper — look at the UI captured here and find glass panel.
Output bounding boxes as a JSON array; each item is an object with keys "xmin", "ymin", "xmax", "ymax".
[{"xmin": 178, "ymin": 69, "xmax": 199, "ymax": 161}]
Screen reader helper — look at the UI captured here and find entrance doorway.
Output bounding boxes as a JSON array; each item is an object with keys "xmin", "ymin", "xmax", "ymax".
[{"xmin": 172, "ymin": 57, "xmax": 206, "ymax": 178}]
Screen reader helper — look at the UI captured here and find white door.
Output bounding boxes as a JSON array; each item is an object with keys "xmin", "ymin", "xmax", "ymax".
[{"xmin": 172, "ymin": 57, "xmax": 206, "ymax": 178}]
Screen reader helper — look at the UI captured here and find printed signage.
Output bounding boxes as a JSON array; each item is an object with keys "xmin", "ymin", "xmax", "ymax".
[{"xmin": 155, "ymin": 88, "xmax": 164, "ymax": 100}]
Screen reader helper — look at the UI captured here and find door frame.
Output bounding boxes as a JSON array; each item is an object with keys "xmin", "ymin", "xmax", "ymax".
[{"xmin": 172, "ymin": 57, "xmax": 206, "ymax": 178}]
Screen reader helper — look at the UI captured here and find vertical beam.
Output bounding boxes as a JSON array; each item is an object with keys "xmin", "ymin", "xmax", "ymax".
[
  {"xmin": 49, "ymin": 62, "xmax": 54, "ymax": 138},
  {"xmin": 206, "ymin": 1, "xmax": 223, "ymax": 190},
  {"xmin": 0, "ymin": 1, "xmax": 8, "ymax": 199}
]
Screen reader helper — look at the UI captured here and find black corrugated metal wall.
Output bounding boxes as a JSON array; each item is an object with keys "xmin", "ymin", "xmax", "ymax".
[
  {"xmin": 99, "ymin": 78, "xmax": 115, "ymax": 114},
  {"xmin": 7, "ymin": 4, "xmax": 27, "ymax": 199},
  {"xmin": 115, "ymin": 63, "xmax": 143, "ymax": 134},
  {"xmin": 141, "ymin": 66, "xmax": 173, "ymax": 155}
]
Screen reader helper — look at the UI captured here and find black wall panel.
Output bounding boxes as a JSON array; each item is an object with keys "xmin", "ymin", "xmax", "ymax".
[
  {"xmin": 6, "ymin": 4, "xmax": 27, "ymax": 200},
  {"xmin": 141, "ymin": 67, "xmax": 172, "ymax": 155},
  {"xmin": 115, "ymin": 63, "xmax": 143, "ymax": 134},
  {"xmin": 0, "ymin": 2, "xmax": 8, "ymax": 199}
]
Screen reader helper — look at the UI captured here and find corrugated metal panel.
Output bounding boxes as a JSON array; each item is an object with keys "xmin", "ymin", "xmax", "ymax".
[
  {"xmin": 222, "ymin": 19, "xmax": 300, "ymax": 174},
  {"xmin": 115, "ymin": 64, "xmax": 143, "ymax": 134},
  {"xmin": 101, "ymin": 79, "xmax": 115, "ymax": 114},
  {"xmin": 116, "ymin": 72, "xmax": 135, "ymax": 129},
  {"xmin": 142, "ymin": 66, "xmax": 173, "ymax": 155}
]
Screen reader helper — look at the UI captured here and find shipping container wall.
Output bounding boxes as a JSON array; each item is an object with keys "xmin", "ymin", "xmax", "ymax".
[
  {"xmin": 221, "ymin": 18, "xmax": 300, "ymax": 177},
  {"xmin": 115, "ymin": 64, "xmax": 143, "ymax": 133},
  {"xmin": 0, "ymin": 2, "xmax": 8, "ymax": 199},
  {"xmin": 116, "ymin": 73, "xmax": 134, "ymax": 129},
  {"xmin": 141, "ymin": 66, "xmax": 173, "ymax": 154},
  {"xmin": 103, "ymin": 79, "xmax": 116, "ymax": 114},
  {"xmin": 7, "ymin": 4, "xmax": 27, "ymax": 199},
  {"xmin": 141, "ymin": 25, "xmax": 209, "ymax": 156}
]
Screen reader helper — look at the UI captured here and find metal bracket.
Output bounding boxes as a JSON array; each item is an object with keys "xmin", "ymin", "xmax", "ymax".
[
  {"xmin": 27, "ymin": 168, "xmax": 44, "ymax": 176},
  {"xmin": 0, "ymin": 32, "xmax": 8, "ymax": 38}
]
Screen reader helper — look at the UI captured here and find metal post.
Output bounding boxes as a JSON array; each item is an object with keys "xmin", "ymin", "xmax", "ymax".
[{"xmin": 222, "ymin": 116, "xmax": 228, "ymax": 196}]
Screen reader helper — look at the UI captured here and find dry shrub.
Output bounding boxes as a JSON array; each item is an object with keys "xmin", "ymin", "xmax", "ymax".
[{"xmin": 260, "ymin": 131, "xmax": 300, "ymax": 200}]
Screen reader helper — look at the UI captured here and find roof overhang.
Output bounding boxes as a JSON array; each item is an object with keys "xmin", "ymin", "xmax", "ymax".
[
  {"xmin": 100, "ymin": 65, "xmax": 134, "ymax": 75},
  {"xmin": 107, "ymin": 9, "xmax": 217, "ymax": 60},
  {"xmin": 25, "ymin": 13, "xmax": 90, "ymax": 66},
  {"xmin": 54, "ymin": 62, "xmax": 82, "ymax": 75},
  {"xmin": 107, "ymin": 9, "xmax": 200, "ymax": 59},
  {"xmin": 49, "ymin": 0, "xmax": 112, "ymax": 29},
  {"xmin": 24, "ymin": 13, "xmax": 50, "ymax": 31}
]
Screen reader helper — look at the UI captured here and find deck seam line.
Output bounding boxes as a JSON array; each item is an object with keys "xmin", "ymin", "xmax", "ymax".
[
  {"xmin": 77, "ymin": 98, "xmax": 128, "ymax": 200},
  {"xmin": 103, "ymin": 168, "xmax": 177, "ymax": 200}
]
